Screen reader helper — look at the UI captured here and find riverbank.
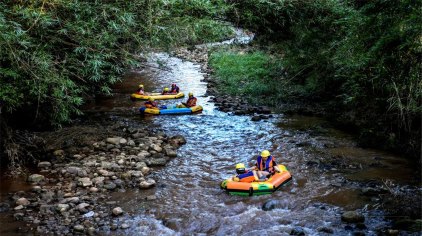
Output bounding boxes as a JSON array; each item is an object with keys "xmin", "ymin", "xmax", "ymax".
[{"xmin": 0, "ymin": 115, "xmax": 187, "ymax": 235}]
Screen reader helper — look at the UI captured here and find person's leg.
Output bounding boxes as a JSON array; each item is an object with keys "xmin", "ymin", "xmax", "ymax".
[{"xmin": 257, "ymin": 171, "xmax": 270, "ymax": 180}]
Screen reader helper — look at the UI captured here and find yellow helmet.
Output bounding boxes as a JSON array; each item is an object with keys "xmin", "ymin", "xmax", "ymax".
[
  {"xmin": 235, "ymin": 163, "xmax": 245, "ymax": 169},
  {"xmin": 164, "ymin": 87, "xmax": 169, "ymax": 91},
  {"xmin": 148, "ymin": 97, "xmax": 155, "ymax": 101},
  {"xmin": 139, "ymin": 84, "xmax": 144, "ymax": 88},
  {"xmin": 188, "ymin": 92, "xmax": 193, "ymax": 96},
  {"xmin": 261, "ymin": 150, "xmax": 271, "ymax": 157},
  {"xmin": 235, "ymin": 163, "xmax": 246, "ymax": 174}
]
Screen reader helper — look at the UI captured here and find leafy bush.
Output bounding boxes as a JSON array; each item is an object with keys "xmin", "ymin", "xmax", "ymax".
[
  {"xmin": 209, "ymin": 48, "xmax": 284, "ymax": 105},
  {"xmin": 0, "ymin": 0, "xmax": 234, "ymax": 127},
  {"xmin": 227, "ymin": 0, "xmax": 421, "ymax": 157}
]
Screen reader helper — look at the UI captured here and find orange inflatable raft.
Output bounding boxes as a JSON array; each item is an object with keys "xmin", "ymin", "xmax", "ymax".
[{"xmin": 220, "ymin": 165, "xmax": 292, "ymax": 196}]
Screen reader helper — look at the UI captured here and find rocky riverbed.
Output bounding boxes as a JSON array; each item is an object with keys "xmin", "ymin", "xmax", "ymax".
[{"xmin": 0, "ymin": 119, "xmax": 187, "ymax": 235}]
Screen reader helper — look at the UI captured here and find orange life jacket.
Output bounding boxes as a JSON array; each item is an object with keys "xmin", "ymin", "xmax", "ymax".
[
  {"xmin": 186, "ymin": 97, "xmax": 197, "ymax": 107},
  {"xmin": 256, "ymin": 155, "xmax": 275, "ymax": 173},
  {"xmin": 144, "ymin": 101, "xmax": 158, "ymax": 109}
]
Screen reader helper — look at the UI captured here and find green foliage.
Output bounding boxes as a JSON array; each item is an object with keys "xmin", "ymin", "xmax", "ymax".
[
  {"xmin": 143, "ymin": 0, "xmax": 234, "ymax": 49},
  {"xmin": 227, "ymin": 0, "xmax": 421, "ymax": 157},
  {"xmin": 0, "ymin": 0, "xmax": 234, "ymax": 127},
  {"xmin": 209, "ymin": 48, "xmax": 284, "ymax": 105},
  {"xmin": 334, "ymin": 0, "xmax": 422, "ymax": 131}
]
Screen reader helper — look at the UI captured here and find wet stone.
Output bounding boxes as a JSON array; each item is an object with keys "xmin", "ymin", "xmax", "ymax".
[
  {"xmin": 73, "ymin": 224, "xmax": 84, "ymax": 232},
  {"xmin": 341, "ymin": 211, "xmax": 365, "ymax": 223},
  {"xmin": 290, "ymin": 226, "xmax": 305, "ymax": 235},
  {"xmin": 31, "ymin": 186, "xmax": 42, "ymax": 193},
  {"xmin": 318, "ymin": 227, "xmax": 334, "ymax": 234},
  {"xmin": 78, "ymin": 177, "xmax": 93, "ymax": 187},
  {"xmin": 27, "ymin": 174, "xmax": 45, "ymax": 183},
  {"xmin": 112, "ymin": 207, "xmax": 123, "ymax": 216},
  {"xmin": 103, "ymin": 181, "xmax": 117, "ymax": 190},
  {"xmin": 106, "ymin": 137, "xmax": 122, "ymax": 145},
  {"xmin": 262, "ymin": 200, "xmax": 280, "ymax": 211},
  {"xmin": 110, "ymin": 223, "xmax": 118, "ymax": 230},
  {"xmin": 14, "ymin": 213, "xmax": 24, "ymax": 220},
  {"xmin": 38, "ymin": 161, "xmax": 51, "ymax": 168},
  {"xmin": 16, "ymin": 198, "xmax": 30, "ymax": 206}
]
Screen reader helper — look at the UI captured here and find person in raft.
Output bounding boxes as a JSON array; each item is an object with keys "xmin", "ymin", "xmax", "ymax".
[
  {"xmin": 177, "ymin": 92, "xmax": 197, "ymax": 108},
  {"xmin": 252, "ymin": 150, "xmax": 281, "ymax": 180},
  {"xmin": 161, "ymin": 87, "xmax": 171, "ymax": 95},
  {"xmin": 170, "ymin": 83, "xmax": 180, "ymax": 93},
  {"xmin": 232, "ymin": 163, "xmax": 263, "ymax": 183},
  {"xmin": 136, "ymin": 84, "xmax": 145, "ymax": 95},
  {"xmin": 144, "ymin": 97, "xmax": 159, "ymax": 109}
]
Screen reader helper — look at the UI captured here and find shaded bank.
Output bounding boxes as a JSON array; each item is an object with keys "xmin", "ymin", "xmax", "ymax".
[
  {"xmin": 207, "ymin": 46, "xmax": 421, "ymax": 162},
  {"xmin": 221, "ymin": 0, "xmax": 421, "ymax": 161}
]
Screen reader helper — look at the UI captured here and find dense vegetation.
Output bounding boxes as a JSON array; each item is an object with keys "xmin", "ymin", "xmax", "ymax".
[
  {"xmin": 210, "ymin": 0, "xmax": 421, "ymax": 158},
  {"xmin": 209, "ymin": 50, "xmax": 284, "ymax": 105},
  {"xmin": 0, "ymin": 0, "xmax": 233, "ymax": 168},
  {"xmin": 1, "ymin": 0, "xmax": 420, "ymax": 167}
]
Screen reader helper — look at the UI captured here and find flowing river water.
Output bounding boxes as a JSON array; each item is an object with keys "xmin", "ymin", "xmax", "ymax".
[
  {"xmin": 1, "ymin": 33, "xmax": 420, "ymax": 235},
  {"xmin": 85, "ymin": 51, "xmax": 419, "ymax": 235}
]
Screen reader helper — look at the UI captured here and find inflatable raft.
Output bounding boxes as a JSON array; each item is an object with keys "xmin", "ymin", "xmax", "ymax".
[
  {"xmin": 130, "ymin": 92, "xmax": 184, "ymax": 100},
  {"xmin": 139, "ymin": 105, "xmax": 203, "ymax": 115},
  {"xmin": 220, "ymin": 165, "xmax": 292, "ymax": 196}
]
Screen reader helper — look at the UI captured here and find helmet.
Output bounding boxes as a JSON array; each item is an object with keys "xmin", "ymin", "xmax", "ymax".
[
  {"xmin": 236, "ymin": 163, "xmax": 245, "ymax": 169},
  {"xmin": 235, "ymin": 163, "xmax": 246, "ymax": 174},
  {"xmin": 188, "ymin": 92, "xmax": 193, "ymax": 97},
  {"xmin": 164, "ymin": 87, "xmax": 169, "ymax": 92},
  {"xmin": 261, "ymin": 150, "xmax": 271, "ymax": 157},
  {"xmin": 139, "ymin": 84, "xmax": 144, "ymax": 88},
  {"xmin": 148, "ymin": 97, "xmax": 155, "ymax": 101}
]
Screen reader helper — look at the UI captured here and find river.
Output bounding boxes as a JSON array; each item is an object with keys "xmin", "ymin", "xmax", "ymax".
[
  {"xmin": 0, "ymin": 32, "xmax": 420, "ymax": 235},
  {"xmin": 89, "ymin": 51, "xmax": 419, "ymax": 235}
]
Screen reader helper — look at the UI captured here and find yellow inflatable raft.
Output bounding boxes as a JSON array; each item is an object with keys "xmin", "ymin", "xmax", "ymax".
[
  {"xmin": 139, "ymin": 105, "xmax": 203, "ymax": 115},
  {"xmin": 220, "ymin": 165, "xmax": 292, "ymax": 196},
  {"xmin": 130, "ymin": 92, "xmax": 184, "ymax": 100}
]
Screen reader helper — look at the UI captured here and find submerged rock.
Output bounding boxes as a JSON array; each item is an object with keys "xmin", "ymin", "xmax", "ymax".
[{"xmin": 341, "ymin": 211, "xmax": 365, "ymax": 223}]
